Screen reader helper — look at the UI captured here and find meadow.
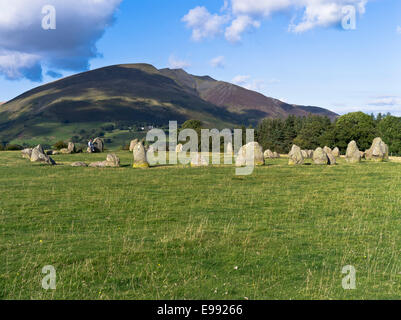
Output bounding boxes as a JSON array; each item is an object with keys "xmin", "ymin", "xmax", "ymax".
[{"xmin": 1, "ymin": 150, "xmax": 401, "ymax": 300}]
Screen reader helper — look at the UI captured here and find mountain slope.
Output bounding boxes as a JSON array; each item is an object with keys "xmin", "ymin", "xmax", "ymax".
[
  {"xmin": 159, "ymin": 68, "xmax": 337, "ymax": 123},
  {"xmin": 0, "ymin": 63, "xmax": 337, "ymax": 143}
]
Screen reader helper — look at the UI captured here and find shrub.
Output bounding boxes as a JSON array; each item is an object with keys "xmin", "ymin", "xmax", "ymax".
[
  {"xmin": 101, "ymin": 124, "xmax": 115, "ymax": 132},
  {"xmin": 5, "ymin": 144, "xmax": 23, "ymax": 151},
  {"xmin": 54, "ymin": 140, "xmax": 68, "ymax": 150}
]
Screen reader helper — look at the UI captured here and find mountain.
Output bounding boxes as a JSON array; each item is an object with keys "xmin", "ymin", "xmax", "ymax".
[{"xmin": 0, "ymin": 63, "xmax": 337, "ymax": 144}]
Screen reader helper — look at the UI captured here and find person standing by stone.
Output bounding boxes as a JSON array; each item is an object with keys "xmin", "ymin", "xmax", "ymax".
[{"xmin": 88, "ymin": 139, "xmax": 95, "ymax": 153}]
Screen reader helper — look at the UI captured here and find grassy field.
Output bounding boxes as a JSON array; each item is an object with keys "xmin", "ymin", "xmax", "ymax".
[
  {"xmin": 1, "ymin": 150, "xmax": 401, "ymax": 300},
  {"xmin": 6, "ymin": 122, "xmax": 146, "ymax": 149}
]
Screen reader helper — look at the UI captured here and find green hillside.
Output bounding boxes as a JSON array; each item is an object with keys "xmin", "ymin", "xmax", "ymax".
[{"xmin": 0, "ymin": 63, "xmax": 337, "ymax": 146}]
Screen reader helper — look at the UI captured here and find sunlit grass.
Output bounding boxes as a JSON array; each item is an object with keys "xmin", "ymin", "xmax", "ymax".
[{"xmin": 1, "ymin": 150, "xmax": 401, "ymax": 299}]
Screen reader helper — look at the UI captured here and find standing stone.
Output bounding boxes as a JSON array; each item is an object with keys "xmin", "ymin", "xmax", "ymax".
[
  {"xmin": 89, "ymin": 161, "xmax": 107, "ymax": 168},
  {"xmin": 323, "ymin": 146, "xmax": 336, "ymax": 165},
  {"xmin": 190, "ymin": 153, "xmax": 209, "ymax": 167},
  {"xmin": 67, "ymin": 142, "xmax": 76, "ymax": 154},
  {"xmin": 288, "ymin": 145, "xmax": 304, "ymax": 165},
  {"xmin": 264, "ymin": 149, "xmax": 274, "ymax": 159},
  {"xmin": 89, "ymin": 154, "xmax": 120, "ymax": 168},
  {"xmin": 93, "ymin": 137, "xmax": 104, "ymax": 153},
  {"xmin": 236, "ymin": 142, "xmax": 264, "ymax": 167},
  {"xmin": 323, "ymin": 146, "xmax": 332, "ymax": 154},
  {"xmin": 332, "ymin": 147, "xmax": 340, "ymax": 157},
  {"xmin": 129, "ymin": 139, "xmax": 139, "ymax": 152},
  {"xmin": 30, "ymin": 145, "xmax": 55, "ymax": 165},
  {"xmin": 175, "ymin": 144, "xmax": 183, "ymax": 153},
  {"xmin": 106, "ymin": 153, "xmax": 120, "ymax": 167},
  {"xmin": 365, "ymin": 137, "xmax": 389, "ymax": 162},
  {"xmin": 226, "ymin": 142, "xmax": 233, "ymax": 155},
  {"xmin": 273, "ymin": 152, "xmax": 280, "ymax": 158},
  {"xmin": 21, "ymin": 148, "xmax": 33, "ymax": 160},
  {"xmin": 345, "ymin": 141, "xmax": 361, "ymax": 163},
  {"xmin": 133, "ymin": 142, "xmax": 149, "ymax": 168},
  {"xmin": 301, "ymin": 150, "xmax": 309, "ymax": 159},
  {"xmin": 313, "ymin": 147, "xmax": 329, "ymax": 165}
]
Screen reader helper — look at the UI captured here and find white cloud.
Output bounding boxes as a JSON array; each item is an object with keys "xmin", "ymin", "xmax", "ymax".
[
  {"xmin": 232, "ymin": 75, "xmax": 265, "ymax": 91},
  {"xmin": 0, "ymin": 0, "xmax": 121, "ymax": 81},
  {"xmin": 210, "ymin": 55, "xmax": 225, "ymax": 68},
  {"xmin": 225, "ymin": 15, "xmax": 261, "ymax": 42},
  {"xmin": 368, "ymin": 96, "xmax": 401, "ymax": 107},
  {"xmin": 232, "ymin": 75, "xmax": 251, "ymax": 85},
  {"xmin": 183, "ymin": 0, "xmax": 370, "ymax": 42},
  {"xmin": 331, "ymin": 96, "xmax": 401, "ymax": 116},
  {"xmin": 168, "ymin": 55, "xmax": 191, "ymax": 69},
  {"xmin": 397, "ymin": 26, "xmax": 401, "ymax": 34},
  {"xmin": 0, "ymin": 50, "xmax": 41, "ymax": 80},
  {"xmin": 182, "ymin": 6, "xmax": 228, "ymax": 41},
  {"xmin": 230, "ymin": 0, "xmax": 292, "ymax": 17}
]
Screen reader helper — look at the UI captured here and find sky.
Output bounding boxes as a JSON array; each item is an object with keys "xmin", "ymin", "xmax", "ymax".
[{"xmin": 0, "ymin": 0, "xmax": 400, "ymax": 115}]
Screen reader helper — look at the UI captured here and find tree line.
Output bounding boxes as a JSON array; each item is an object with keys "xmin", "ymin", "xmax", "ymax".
[{"xmin": 256, "ymin": 112, "xmax": 401, "ymax": 155}]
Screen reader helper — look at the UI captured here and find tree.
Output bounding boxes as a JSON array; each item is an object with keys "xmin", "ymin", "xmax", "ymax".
[
  {"xmin": 377, "ymin": 115, "xmax": 401, "ymax": 155},
  {"xmin": 333, "ymin": 112, "xmax": 377, "ymax": 152},
  {"xmin": 256, "ymin": 118, "xmax": 287, "ymax": 153},
  {"xmin": 180, "ymin": 120, "xmax": 203, "ymax": 147},
  {"xmin": 293, "ymin": 115, "xmax": 333, "ymax": 150}
]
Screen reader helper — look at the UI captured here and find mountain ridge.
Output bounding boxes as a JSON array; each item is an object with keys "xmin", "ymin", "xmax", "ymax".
[{"xmin": 0, "ymin": 63, "xmax": 338, "ymax": 143}]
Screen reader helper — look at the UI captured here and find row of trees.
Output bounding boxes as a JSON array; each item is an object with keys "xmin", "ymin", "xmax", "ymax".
[{"xmin": 256, "ymin": 112, "xmax": 401, "ymax": 155}]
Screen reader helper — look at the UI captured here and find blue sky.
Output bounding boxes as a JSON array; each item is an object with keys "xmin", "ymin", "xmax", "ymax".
[{"xmin": 0, "ymin": 0, "xmax": 400, "ymax": 115}]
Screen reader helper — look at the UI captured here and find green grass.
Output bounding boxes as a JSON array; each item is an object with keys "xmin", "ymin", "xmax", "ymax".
[
  {"xmin": 5, "ymin": 122, "xmax": 147, "ymax": 149},
  {"xmin": 1, "ymin": 151, "xmax": 401, "ymax": 300}
]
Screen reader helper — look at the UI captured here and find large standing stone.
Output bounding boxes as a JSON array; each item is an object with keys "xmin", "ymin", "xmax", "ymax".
[
  {"xmin": 21, "ymin": 148, "xmax": 33, "ymax": 160},
  {"xmin": 236, "ymin": 142, "xmax": 264, "ymax": 167},
  {"xmin": 288, "ymin": 145, "xmax": 304, "ymax": 165},
  {"xmin": 332, "ymin": 147, "xmax": 340, "ymax": 157},
  {"xmin": 133, "ymin": 142, "xmax": 149, "ymax": 168},
  {"xmin": 129, "ymin": 139, "xmax": 139, "ymax": 152},
  {"xmin": 301, "ymin": 150, "xmax": 309, "ymax": 159},
  {"xmin": 365, "ymin": 137, "xmax": 389, "ymax": 162},
  {"xmin": 93, "ymin": 137, "xmax": 104, "ymax": 153},
  {"xmin": 323, "ymin": 146, "xmax": 336, "ymax": 165},
  {"xmin": 313, "ymin": 147, "xmax": 329, "ymax": 165},
  {"xmin": 30, "ymin": 145, "xmax": 56, "ymax": 165},
  {"xmin": 67, "ymin": 142, "xmax": 76, "ymax": 154},
  {"xmin": 345, "ymin": 141, "xmax": 361, "ymax": 163},
  {"xmin": 190, "ymin": 153, "xmax": 209, "ymax": 167},
  {"xmin": 264, "ymin": 149, "xmax": 274, "ymax": 159}
]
